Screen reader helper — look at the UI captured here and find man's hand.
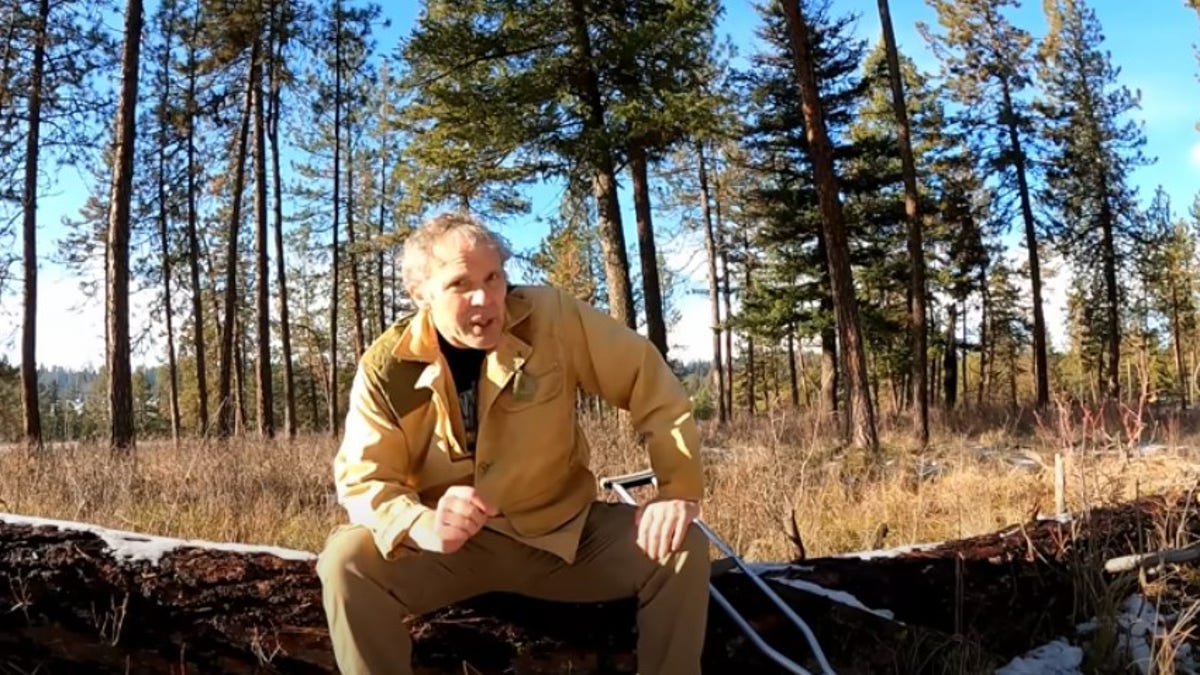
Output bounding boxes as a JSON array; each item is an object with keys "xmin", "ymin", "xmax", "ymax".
[
  {"xmin": 635, "ymin": 498, "xmax": 700, "ymax": 562},
  {"xmin": 408, "ymin": 486, "xmax": 500, "ymax": 554}
]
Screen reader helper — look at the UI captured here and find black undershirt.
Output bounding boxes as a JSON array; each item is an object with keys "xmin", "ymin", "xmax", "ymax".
[{"xmin": 437, "ymin": 332, "xmax": 486, "ymax": 455}]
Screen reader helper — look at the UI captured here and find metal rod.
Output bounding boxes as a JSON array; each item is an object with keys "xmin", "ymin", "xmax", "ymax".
[{"xmin": 603, "ymin": 472, "xmax": 835, "ymax": 675}]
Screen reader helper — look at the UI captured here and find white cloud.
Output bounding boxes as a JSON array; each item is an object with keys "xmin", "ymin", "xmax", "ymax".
[{"xmin": 1189, "ymin": 140, "xmax": 1200, "ymax": 170}]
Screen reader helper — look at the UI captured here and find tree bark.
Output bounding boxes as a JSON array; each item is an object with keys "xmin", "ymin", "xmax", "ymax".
[
  {"xmin": 20, "ymin": 0, "xmax": 50, "ymax": 452},
  {"xmin": 630, "ymin": 143, "xmax": 667, "ymax": 356},
  {"xmin": 784, "ymin": 0, "xmax": 874, "ymax": 449},
  {"xmin": 268, "ymin": 0, "xmax": 296, "ymax": 438},
  {"xmin": 376, "ymin": 158, "xmax": 388, "ymax": 336},
  {"xmin": 234, "ymin": 318, "xmax": 248, "ymax": 436},
  {"xmin": 568, "ymin": 0, "xmax": 635, "ymax": 329},
  {"xmin": 1000, "ymin": 78, "xmax": 1049, "ymax": 409},
  {"xmin": 696, "ymin": 143, "xmax": 727, "ymax": 425},
  {"xmin": 878, "ymin": 0, "xmax": 928, "ymax": 446},
  {"xmin": 944, "ymin": 303, "xmax": 958, "ymax": 409},
  {"xmin": 328, "ymin": 0, "xmax": 343, "ymax": 438},
  {"xmin": 713, "ymin": 166, "xmax": 735, "ymax": 419},
  {"xmin": 1171, "ymin": 285, "xmax": 1189, "ymax": 410},
  {"xmin": 977, "ymin": 267, "xmax": 990, "ymax": 407},
  {"xmin": 1098, "ymin": 176, "xmax": 1120, "ymax": 402},
  {"xmin": 4, "ymin": 493, "xmax": 1196, "ymax": 673},
  {"xmin": 0, "ymin": 513, "xmax": 931, "ymax": 674},
  {"xmin": 106, "ymin": 0, "xmax": 143, "ymax": 452},
  {"xmin": 345, "ymin": 139, "xmax": 365, "ymax": 361},
  {"xmin": 217, "ymin": 45, "xmax": 257, "ymax": 439},
  {"xmin": 252, "ymin": 43, "xmax": 275, "ymax": 440},
  {"xmin": 185, "ymin": 7, "xmax": 209, "ymax": 435},
  {"xmin": 155, "ymin": 9, "xmax": 180, "ymax": 445}
]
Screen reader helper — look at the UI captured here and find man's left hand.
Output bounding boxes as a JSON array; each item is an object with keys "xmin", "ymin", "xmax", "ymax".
[{"xmin": 635, "ymin": 498, "xmax": 700, "ymax": 562}]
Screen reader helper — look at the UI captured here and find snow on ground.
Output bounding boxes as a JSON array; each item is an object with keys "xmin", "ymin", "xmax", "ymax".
[
  {"xmin": 1111, "ymin": 594, "xmax": 1198, "ymax": 675},
  {"xmin": 998, "ymin": 593, "xmax": 1199, "ymax": 675},
  {"xmin": 0, "ymin": 512, "xmax": 316, "ymax": 565},
  {"xmin": 996, "ymin": 640, "xmax": 1083, "ymax": 675}
]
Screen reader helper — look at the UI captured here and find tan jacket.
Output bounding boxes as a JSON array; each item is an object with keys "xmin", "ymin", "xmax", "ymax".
[{"xmin": 333, "ymin": 285, "xmax": 703, "ymax": 563}]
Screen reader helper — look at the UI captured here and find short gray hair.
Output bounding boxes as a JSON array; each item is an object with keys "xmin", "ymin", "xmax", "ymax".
[{"xmin": 400, "ymin": 211, "xmax": 512, "ymax": 296}]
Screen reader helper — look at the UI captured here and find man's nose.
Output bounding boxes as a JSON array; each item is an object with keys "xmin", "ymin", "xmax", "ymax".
[{"xmin": 469, "ymin": 288, "xmax": 486, "ymax": 306}]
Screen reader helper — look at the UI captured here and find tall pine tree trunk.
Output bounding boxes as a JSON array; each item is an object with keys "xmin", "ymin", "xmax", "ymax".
[
  {"xmin": 629, "ymin": 144, "xmax": 667, "ymax": 355},
  {"xmin": 156, "ymin": 17, "xmax": 180, "ymax": 445},
  {"xmin": 944, "ymin": 304, "xmax": 958, "ymax": 409},
  {"xmin": 106, "ymin": 0, "xmax": 143, "ymax": 452},
  {"xmin": 185, "ymin": 9, "xmax": 208, "ymax": 435},
  {"xmin": 267, "ymin": 3, "xmax": 295, "ymax": 438},
  {"xmin": 1099, "ymin": 180, "xmax": 1120, "ymax": 401},
  {"xmin": 568, "ymin": 0, "xmax": 635, "ymax": 329},
  {"xmin": 878, "ymin": 0, "xmax": 927, "ymax": 446},
  {"xmin": 217, "ymin": 44, "xmax": 257, "ymax": 438},
  {"xmin": 819, "ymin": 283, "xmax": 838, "ymax": 414},
  {"xmin": 252, "ymin": 45, "xmax": 274, "ymax": 439},
  {"xmin": 345, "ymin": 141, "xmax": 365, "ymax": 361},
  {"xmin": 376, "ymin": 160, "xmax": 387, "ymax": 335},
  {"xmin": 977, "ymin": 267, "xmax": 990, "ymax": 406},
  {"xmin": 787, "ymin": 330, "xmax": 799, "ymax": 408},
  {"xmin": 745, "ymin": 335, "xmax": 756, "ymax": 416},
  {"xmin": 783, "ymin": 0, "xmax": 878, "ymax": 451},
  {"xmin": 696, "ymin": 143, "xmax": 727, "ymax": 424},
  {"xmin": 328, "ymin": 0, "xmax": 342, "ymax": 437},
  {"xmin": 20, "ymin": 0, "xmax": 49, "ymax": 451},
  {"xmin": 234, "ymin": 318, "xmax": 248, "ymax": 435},
  {"xmin": 713, "ymin": 167, "xmax": 734, "ymax": 419},
  {"xmin": 961, "ymin": 308, "xmax": 969, "ymax": 404},
  {"xmin": 1171, "ymin": 286, "xmax": 1189, "ymax": 410},
  {"xmin": 1001, "ymin": 78, "xmax": 1049, "ymax": 409}
]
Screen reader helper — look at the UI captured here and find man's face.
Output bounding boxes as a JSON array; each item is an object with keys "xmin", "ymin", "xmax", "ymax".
[{"xmin": 417, "ymin": 232, "xmax": 508, "ymax": 350}]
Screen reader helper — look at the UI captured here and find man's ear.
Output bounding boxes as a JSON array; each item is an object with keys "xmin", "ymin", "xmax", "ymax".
[{"xmin": 408, "ymin": 282, "xmax": 429, "ymax": 309}]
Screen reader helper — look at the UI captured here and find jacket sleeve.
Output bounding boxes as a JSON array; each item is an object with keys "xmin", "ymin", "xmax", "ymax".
[
  {"xmin": 559, "ymin": 289, "xmax": 704, "ymax": 501},
  {"xmin": 334, "ymin": 365, "xmax": 433, "ymax": 559}
]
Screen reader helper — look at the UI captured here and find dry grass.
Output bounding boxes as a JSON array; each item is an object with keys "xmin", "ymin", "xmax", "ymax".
[
  {"xmin": 3, "ymin": 406, "xmax": 1199, "ymax": 670},
  {"xmin": 1, "ymin": 406, "xmax": 1196, "ymax": 562}
]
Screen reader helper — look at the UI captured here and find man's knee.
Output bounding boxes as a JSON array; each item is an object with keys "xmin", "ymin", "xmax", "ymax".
[{"xmin": 317, "ymin": 525, "xmax": 379, "ymax": 595}]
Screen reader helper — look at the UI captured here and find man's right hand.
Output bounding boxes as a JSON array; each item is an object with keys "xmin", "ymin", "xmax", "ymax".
[{"xmin": 407, "ymin": 486, "xmax": 500, "ymax": 554}]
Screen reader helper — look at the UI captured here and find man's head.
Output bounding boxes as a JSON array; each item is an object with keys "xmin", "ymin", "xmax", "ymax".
[{"xmin": 401, "ymin": 212, "xmax": 512, "ymax": 350}]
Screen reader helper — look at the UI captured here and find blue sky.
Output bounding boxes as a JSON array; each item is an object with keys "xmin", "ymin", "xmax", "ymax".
[{"xmin": 4, "ymin": 0, "xmax": 1199, "ymax": 369}]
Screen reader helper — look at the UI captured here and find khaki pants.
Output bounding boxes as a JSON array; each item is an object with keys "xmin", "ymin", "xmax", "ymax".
[{"xmin": 317, "ymin": 502, "xmax": 710, "ymax": 675}]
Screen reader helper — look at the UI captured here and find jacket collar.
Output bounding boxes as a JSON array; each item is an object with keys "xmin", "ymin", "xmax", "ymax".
[{"xmin": 392, "ymin": 291, "xmax": 534, "ymax": 369}]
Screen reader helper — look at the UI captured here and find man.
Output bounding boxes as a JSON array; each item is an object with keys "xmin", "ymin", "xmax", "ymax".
[{"xmin": 317, "ymin": 211, "xmax": 709, "ymax": 675}]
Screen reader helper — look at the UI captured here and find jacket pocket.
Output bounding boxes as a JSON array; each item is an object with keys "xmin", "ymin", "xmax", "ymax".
[{"xmin": 496, "ymin": 364, "xmax": 564, "ymax": 412}]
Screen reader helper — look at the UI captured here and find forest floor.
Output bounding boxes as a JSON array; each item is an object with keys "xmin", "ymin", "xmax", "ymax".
[{"xmin": 1, "ymin": 400, "xmax": 1198, "ymax": 672}]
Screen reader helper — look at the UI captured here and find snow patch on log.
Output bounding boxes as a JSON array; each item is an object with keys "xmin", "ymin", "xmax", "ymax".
[
  {"xmin": 0, "ymin": 512, "xmax": 316, "ymax": 564},
  {"xmin": 833, "ymin": 542, "xmax": 944, "ymax": 559},
  {"xmin": 746, "ymin": 564, "xmax": 896, "ymax": 620}
]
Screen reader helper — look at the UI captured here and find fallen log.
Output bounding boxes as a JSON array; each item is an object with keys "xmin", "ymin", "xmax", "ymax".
[
  {"xmin": 0, "ymin": 513, "xmax": 991, "ymax": 674},
  {"xmin": 1, "ymin": 493, "xmax": 1193, "ymax": 674},
  {"xmin": 765, "ymin": 493, "xmax": 1200, "ymax": 658}
]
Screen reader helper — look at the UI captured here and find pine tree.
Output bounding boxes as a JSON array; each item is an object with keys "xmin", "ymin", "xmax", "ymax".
[
  {"xmin": 106, "ymin": 0, "xmax": 145, "ymax": 452},
  {"xmin": 877, "ymin": 0, "xmax": 929, "ymax": 443},
  {"xmin": 781, "ymin": 0, "xmax": 878, "ymax": 451},
  {"xmin": 922, "ymin": 0, "xmax": 1050, "ymax": 408},
  {"xmin": 1037, "ymin": 0, "xmax": 1147, "ymax": 401}
]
